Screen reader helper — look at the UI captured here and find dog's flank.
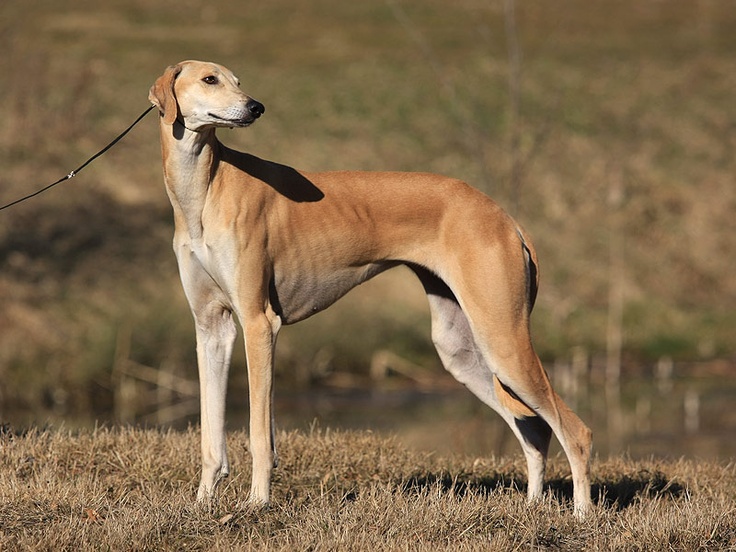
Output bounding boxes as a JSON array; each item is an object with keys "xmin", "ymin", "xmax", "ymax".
[{"xmin": 149, "ymin": 60, "xmax": 593, "ymax": 516}]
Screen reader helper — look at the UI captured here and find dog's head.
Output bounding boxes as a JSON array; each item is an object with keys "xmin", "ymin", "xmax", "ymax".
[{"xmin": 148, "ymin": 60, "xmax": 264, "ymax": 131}]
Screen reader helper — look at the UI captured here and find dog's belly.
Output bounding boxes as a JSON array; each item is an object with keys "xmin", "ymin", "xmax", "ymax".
[{"xmin": 270, "ymin": 262, "xmax": 395, "ymax": 324}]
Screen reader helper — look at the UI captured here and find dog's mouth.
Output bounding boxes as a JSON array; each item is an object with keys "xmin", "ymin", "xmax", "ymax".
[
  {"xmin": 208, "ymin": 112, "xmax": 256, "ymax": 127},
  {"xmin": 208, "ymin": 101, "xmax": 264, "ymax": 128}
]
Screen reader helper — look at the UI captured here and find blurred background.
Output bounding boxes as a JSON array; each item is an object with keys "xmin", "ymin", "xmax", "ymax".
[{"xmin": 1, "ymin": 0, "xmax": 734, "ymax": 459}]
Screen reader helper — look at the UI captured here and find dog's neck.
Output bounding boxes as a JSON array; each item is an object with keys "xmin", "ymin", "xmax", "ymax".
[{"xmin": 158, "ymin": 119, "xmax": 219, "ymax": 241}]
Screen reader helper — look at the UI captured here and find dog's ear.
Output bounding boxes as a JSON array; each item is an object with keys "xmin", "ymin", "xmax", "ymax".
[{"xmin": 148, "ymin": 64, "xmax": 182, "ymax": 125}]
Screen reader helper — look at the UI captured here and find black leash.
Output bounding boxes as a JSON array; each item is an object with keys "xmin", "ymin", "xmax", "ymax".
[{"xmin": 0, "ymin": 105, "xmax": 156, "ymax": 212}]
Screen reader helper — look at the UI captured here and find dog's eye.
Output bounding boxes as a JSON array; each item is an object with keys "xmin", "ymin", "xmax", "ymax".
[{"xmin": 202, "ymin": 75, "xmax": 219, "ymax": 85}]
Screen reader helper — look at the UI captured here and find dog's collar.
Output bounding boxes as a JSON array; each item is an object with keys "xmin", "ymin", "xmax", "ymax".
[{"xmin": 174, "ymin": 116, "xmax": 204, "ymax": 133}]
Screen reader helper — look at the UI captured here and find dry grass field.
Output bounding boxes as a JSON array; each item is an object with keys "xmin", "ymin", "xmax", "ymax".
[
  {"xmin": 1, "ymin": 0, "xmax": 735, "ymax": 424},
  {"xmin": 1, "ymin": 426, "xmax": 735, "ymax": 551}
]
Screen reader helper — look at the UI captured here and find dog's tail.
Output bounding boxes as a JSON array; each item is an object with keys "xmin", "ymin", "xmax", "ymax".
[{"xmin": 516, "ymin": 226, "xmax": 539, "ymax": 313}]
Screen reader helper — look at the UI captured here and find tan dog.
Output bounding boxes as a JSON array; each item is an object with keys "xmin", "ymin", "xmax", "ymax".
[{"xmin": 149, "ymin": 60, "xmax": 593, "ymax": 516}]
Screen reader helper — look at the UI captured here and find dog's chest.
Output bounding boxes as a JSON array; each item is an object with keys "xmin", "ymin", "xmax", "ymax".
[{"xmin": 177, "ymin": 234, "xmax": 238, "ymax": 291}]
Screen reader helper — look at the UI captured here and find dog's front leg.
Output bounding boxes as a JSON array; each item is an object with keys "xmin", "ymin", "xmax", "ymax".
[
  {"xmin": 194, "ymin": 304, "xmax": 238, "ymax": 502},
  {"xmin": 243, "ymin": 308, "xmax": 281, "ymax": 506},
  {"xmin": 177, "ymin": 253, "xmax": 238, "ymax": 503}
]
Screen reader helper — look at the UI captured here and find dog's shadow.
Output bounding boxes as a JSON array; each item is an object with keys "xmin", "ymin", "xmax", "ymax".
[
  {"xmin": 550, "ymin": 468, "xmax": 686, "ymax": 510},
  {"xmin": 399, "ymin": 468, "xmax": 685, "ymax": 511},
  {"xmin": 224, "ymin": 148, "xmax": 325, "ymax": 203}
]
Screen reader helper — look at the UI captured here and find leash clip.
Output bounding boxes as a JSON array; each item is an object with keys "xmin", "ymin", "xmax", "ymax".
[{"xmin": 67, "ymin": 171, "xmax": 77, "ymax": 179}]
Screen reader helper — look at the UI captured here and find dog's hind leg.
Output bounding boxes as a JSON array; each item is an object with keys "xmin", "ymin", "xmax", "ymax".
[
  {"xmin": 412, "ymin": 267, "xmax": 553, "ymax": 502},
  {"xmin": 435, "ymin": 246, "xmax": 593, "ymax": 516}
]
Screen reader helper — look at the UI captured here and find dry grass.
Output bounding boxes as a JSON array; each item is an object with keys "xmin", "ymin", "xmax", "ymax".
[{"xmin": 1, "ymin": 426, "xmax": 734, "ymax": 551}]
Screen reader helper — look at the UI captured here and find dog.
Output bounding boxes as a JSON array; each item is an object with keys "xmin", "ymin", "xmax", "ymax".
[{"xmin": 148, "ymin": 60, "xmax": 593, "ymax": 516}]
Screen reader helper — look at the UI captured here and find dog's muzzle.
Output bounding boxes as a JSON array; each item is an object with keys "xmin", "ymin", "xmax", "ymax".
[{"xmin": 208, "ymin": 100, "xmax": 265, "ymax": 128}]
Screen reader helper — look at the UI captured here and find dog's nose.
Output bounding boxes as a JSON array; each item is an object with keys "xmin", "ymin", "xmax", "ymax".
[{"xmin": 246, "ymin": 100, "xmax": 265, "ymax": 119}]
